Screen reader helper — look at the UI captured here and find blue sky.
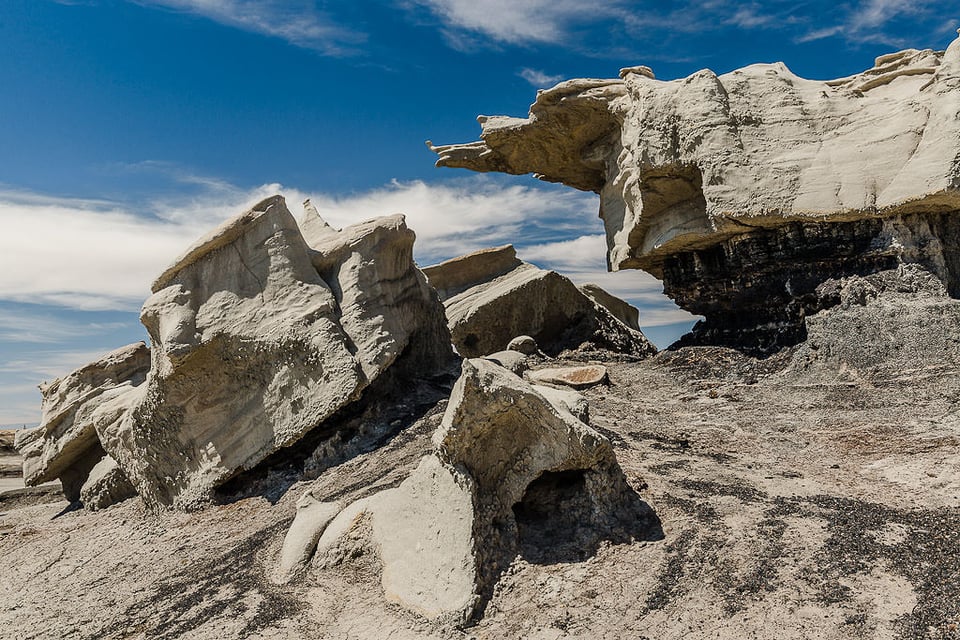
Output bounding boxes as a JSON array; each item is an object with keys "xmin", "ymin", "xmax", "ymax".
[{"xmin": 0, "ymin": 0, "xmax": 956, "ymax": 425}]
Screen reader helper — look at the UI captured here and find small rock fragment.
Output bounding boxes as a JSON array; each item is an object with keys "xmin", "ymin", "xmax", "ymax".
[
  {"xmin": 507, "ymin": 335, "xmax": 538, "ymax": 355},
  {"xmin": 482, "ymin": 350, "xmax": 529, "ymax": 375},
  {"xmin": 527, "ymin": 365, "xmax": 609, "ymax": 389}
]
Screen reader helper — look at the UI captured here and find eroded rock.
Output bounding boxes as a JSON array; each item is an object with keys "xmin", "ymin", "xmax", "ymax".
[
  {"xmin": 431, "ymin": 35, "xmax": 960, "ymax": 352},
  {"xmin": 506, "ymin": 335, "xmax": 538, "ymax": 355},
  {"xmin": 79, "ymin": 455, "xmax": 137, "ymax": 511},
  {"xmin": 274, "ymin": 491, "xmax": 343, "ymax": 583},
  {"xmin": 0, "ymin": 430, "xmax": 20, "ymax": 478},
  {"xmin": 298, "ymin": 358, "xmax": 655, "ymax": 623},
  {"xmin": 786, "ymin": 264, "xmax": 960, "ymax": 378},
  {"xmin": 15, "ymin": 342, "xmax": 149, "ymax": 501},
  {"xmin": 100, "ymin": 196, "xmax": 454, "ymax": 510},
  {"xmin": 424, "ymin": 245, "xmax": 655, "ymax": 357},
  {"xmin": 482, "ymin": 349, "xmax": 529, "ymax": 375}
]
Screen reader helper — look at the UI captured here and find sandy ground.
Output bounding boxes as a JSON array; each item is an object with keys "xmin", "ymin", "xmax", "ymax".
[
  {"xmin": 0, "ymin": 478, "xmax": 24, "ymax": 492},
  {"xmin": 1, "ymin": 345, "xmax": 958, "ymax": 640}
]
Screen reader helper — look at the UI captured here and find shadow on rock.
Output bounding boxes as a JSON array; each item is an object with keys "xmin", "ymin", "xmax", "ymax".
[{"xmin": 513, "ymin": 469, "xmax": 663, "ymax": 565}]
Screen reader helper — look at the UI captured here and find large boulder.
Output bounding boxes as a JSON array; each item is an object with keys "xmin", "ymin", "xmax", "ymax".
[
  {"xmin": 287, "ymin": 358, "xmax": 655, "ymax": 624},
  {"xmin": 300, "ymin": 202, "xmax": 453, "ymax": 379},
  {"xmin": 15, "ymin": 342, "xmax": 150, "ymax": 501},
  {"xmin": 98, "ymin": 196, "xmax": 454, "ymax": 510},
  {"xmin": 431, "ymin": 35, "xmax": 960, "ymax": 353},
  {"xmin": 423, "ymin": 245, "xmax": 655, "ymax": 357}
]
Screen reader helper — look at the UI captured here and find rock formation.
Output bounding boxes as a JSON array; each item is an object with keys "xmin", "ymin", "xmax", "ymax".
[
  {"xmin": 785, "ymin": 263, "xmax": 960, "ymax": 378},
  {"xmin": 282, "ymin": 358, "xmax": 654, "ymax": 624},
  {"xmin": 96, "ymin": 196, "xmax": 454, "ymax": 510},
  {"xmin": 78, "ymin": 455, "xmax": 137, "ymax": 511},
  {"xmin": 527, "ymin": 364, "xmax": 609, "ymax": 389},
  {"xmin": 0, "ymin": 430, "xmax": 20, "ymax": 478},
  {"xmin": 430, "ymin": 35, "xmax": 960, "ymax": 353},
  {"xmin": 16, "ymin": 342, "xmax": 150, "ymax": 502},
  {"xmin": 423, "ymin": 245, "xmax": 656, "ymax": 357}
]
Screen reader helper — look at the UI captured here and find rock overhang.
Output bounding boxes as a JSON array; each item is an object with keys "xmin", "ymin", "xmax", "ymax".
[
  {"xmin": 429, "ymin": 35, "xmax": 960, "ymax": 276},
  {"xmin": 430, "ymin": 34, "xmax": 960, "ymax": 353}
]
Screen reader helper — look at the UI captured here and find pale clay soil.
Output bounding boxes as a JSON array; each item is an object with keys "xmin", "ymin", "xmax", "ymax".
[{"xmin": 1, "ymin": 348, "xmax": 958, "ymax": 640}]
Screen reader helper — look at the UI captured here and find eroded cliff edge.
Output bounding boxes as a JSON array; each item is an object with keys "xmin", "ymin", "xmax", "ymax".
[{"xmin": 431, "ymin": 34, "xmax": 960, "ymax": 353}]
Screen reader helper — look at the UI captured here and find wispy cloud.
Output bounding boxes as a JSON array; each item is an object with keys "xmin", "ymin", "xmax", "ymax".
[
  {"xmin": 0, "ymin": 310, "xmax": 130, "ymax": 344},
  {"xmin": 311, "ymin": 178, "xmax": 600, "ymax": 264},
  {"xmin": 415, "ymin": 0, "xmax": 625, "ymax": 45},
  {"xmin": 518, "ymin": 67, "xmax": 564, "ymax": 87},
  {"xmin": 130, "ymin": 0, "xmax": 365, "ymax": 54},
  {"xmin": 0, "ymin": 184, "xmax": 281, "ymax": 310}
]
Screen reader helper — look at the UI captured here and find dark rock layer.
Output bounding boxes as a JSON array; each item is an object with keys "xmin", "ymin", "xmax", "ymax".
[{"xmin": 664, "ymin": 212, "xmax": 960, "ymax": 355}]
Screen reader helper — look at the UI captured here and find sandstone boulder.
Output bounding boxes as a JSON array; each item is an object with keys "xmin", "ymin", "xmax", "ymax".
[
  {"xmin": 300, "ymin": 206, "xmax": 453, "ymax": 380},
  {"xmin": 295, "ymin": 358, "xmax": 653, "ymax": 623},
  {"xmin": 16, "ymin": 342, "xmax": 149, "ymax": 501},
  {"xmin": 481, "ymin": 349, "xmax": 529, "ymax": 375},
  {"xmin": 431, "ymin": 35, "xmax": 960, "ymax": 353},
  {"xmin": 424, "ymin": 245, "xmax": 655, "ymax": 358},
  {"xmin": 98, "ymin": 196, "xmax": 454, "ymax": 510}
]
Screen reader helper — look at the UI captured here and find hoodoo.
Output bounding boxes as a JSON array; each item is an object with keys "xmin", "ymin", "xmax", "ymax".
[{"xmin": 431, "ymin": 35, "xmax": 960, "ymax": 352}]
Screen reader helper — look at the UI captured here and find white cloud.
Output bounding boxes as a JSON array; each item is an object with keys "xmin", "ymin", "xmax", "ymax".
[
  {"xmin": 848, "ymin": 0, "xmax": 924, "ymax": 30},
  {"xmin": 131, "ymin": 0, "xmax": 364, "ymax": 54},
  {"xmin": 518, "ymin": 68, "xmax": 565, "ymax": 87},
  {"xmin": 0, "ymin": 311, "xmax": 130, "ymax": 344},
  {"xmin": 0, "ymin": 176, "xmax": 600, "ymax": 311},
  {"xmin": 308, "ymin": 178, "xmax": 600, "ymax": 264},
  {"xmin": 0, "ymin": 184, "xmax": 282, "ymax": 310},
  {"xmin": 417, "ymin": 0, "xmax": 624, "ymax": 45}
]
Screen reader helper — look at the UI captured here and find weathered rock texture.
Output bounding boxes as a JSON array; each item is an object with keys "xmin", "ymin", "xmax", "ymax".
[
  {"xmin": 0, "ymin": 430, "xmax": 21, "ymax": 478},
  {"xmin": 431, "ymin": 36, "xmax": 960, "ymax": 352},
  {"xmin": 423, "ymin": 245, "xmax": 655, "ymax": 357},
  {"xmin": 15, "ymin": 342, "xmax": 150, "ymax": 501},
  {"xmin": 79, "ymin": 455, "xmax": 137, "ymax": 511},
  {"xmin": 299, "ymin": 358, "xmax": 654, "ymax": 624},
  {"xmin": 99, "ymin": 196, "xmax": 454, "ymax": 510}
]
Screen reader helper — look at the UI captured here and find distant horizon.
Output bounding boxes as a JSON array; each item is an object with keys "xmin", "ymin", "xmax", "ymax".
[{"xmin": 0, "ymin": 1, "xmax": 956, "ymax": 423}]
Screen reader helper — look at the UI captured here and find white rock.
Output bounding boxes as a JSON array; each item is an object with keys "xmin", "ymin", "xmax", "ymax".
[
  {"xmin": 16, "ymin": 342, "xmax": 149, "ymax": 501},
  {"xmin": 100, "ymin": 196, "xmax": 453, "ymax": 510},
  {"xmin": 424, "ymin": 245, "xmax": 655, "ymax": 357},
  {"xmin": 79, "ymin": 455, "xmax": 136, "ymax": 511},
  {"xmin": 431, "ymin": 36, "xmax": 960, "ymax": 275},
  {"xmin": 274, "ymin": 491, "xmax": 343, "ymax": 583},
  {"xmin": 303, "ymin": 358, "xmax": 641, "ymax": 623}
]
